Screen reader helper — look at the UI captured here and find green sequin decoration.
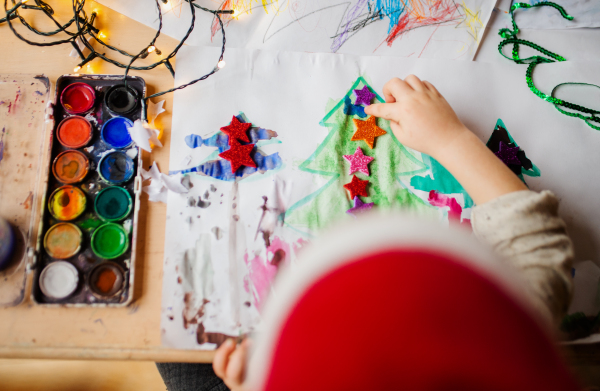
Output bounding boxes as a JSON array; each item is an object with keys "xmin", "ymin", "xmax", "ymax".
[{"xmin": 498, "ymin": 1, "xmax": 600, "ymax": 130}]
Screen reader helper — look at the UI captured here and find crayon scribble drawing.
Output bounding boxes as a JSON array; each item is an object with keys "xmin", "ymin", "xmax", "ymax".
[
  {"xmin": 257, "ymin": 0, "xmax": 489, "ymax": 58},
  {"xmin": 97, "ymin": 0, "xmax": 494, "ymax": 59}
]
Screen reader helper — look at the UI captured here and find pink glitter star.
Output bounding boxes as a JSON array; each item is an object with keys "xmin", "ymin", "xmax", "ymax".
[
  {"xmin": 343, "ymin": 146, "xmax": 374, "ymax": 176},
  {"xmin": 354, "ymin": 86, "xmax": 376, "ymax": 106},
  {"xmin": 346, "ymin": 196, "xmax": 374, "ymax": 217}
]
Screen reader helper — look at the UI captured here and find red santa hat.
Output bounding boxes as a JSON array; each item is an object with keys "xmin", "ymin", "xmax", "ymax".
[{"xmin": 246, "ymin": 213, "xmax": 579, "ymax": 391}]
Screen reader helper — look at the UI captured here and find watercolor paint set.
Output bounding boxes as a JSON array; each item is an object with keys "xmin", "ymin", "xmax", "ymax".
[{"xmin": 31, "ymin": 75, "xmax": 145, "ymax": 306}]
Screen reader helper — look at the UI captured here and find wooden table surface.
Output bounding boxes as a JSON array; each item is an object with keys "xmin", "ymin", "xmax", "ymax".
[
  {"xmin": 1, "ymin": 0, "xmax": 598, "ymax": 365},
  {"xmin": 0, "ymin": 1, "xmax": 213, "ymax": 362}
]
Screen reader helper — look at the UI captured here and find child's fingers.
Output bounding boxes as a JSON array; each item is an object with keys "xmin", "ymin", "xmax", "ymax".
[
  {"xmin": 404, "ymin": 74, "xmax": 426, "ymax": 92},
  {"xmin": 364, "ymin": 103, "xmax": 396, "ymax": 121},
  {"xmin": 225, "ymin": 341, "xmax": 249, "ymax": 386},
  {"xmin": 423, "ymin": 80, "xmax": 441, "ymax": 96},
  {"xmin": 382, "ymin": 77, "xmax": 413, "ymax": 102},
  {"xmin": 213, "ymin": 339, "xmax": 237, "ymax": 379}
]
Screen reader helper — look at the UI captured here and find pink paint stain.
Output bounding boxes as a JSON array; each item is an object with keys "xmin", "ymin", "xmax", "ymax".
[
  {"xmin": 267, "ymin": 236, "xmax": 291, "ymax": 269},
  {"xmin": 243, "ymin": 252, "xmax": 277, "ymax": 310},
  {"xmin": 292, "ymin": 238, "xmax": 309, "ymax": 253},
  {"xmin": 243, "ymin": 236, "xmax": 298, "ymax": 310},
  {"xmin": 428, "ymin": 190, "xmax": 471, "ymax": 229}
]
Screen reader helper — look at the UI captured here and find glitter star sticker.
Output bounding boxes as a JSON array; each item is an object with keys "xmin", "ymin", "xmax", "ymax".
[
  {"xmin": 218, "ymin": 139, "xmax": 256, "ymax": 173},
  {"xmin": 343, "ymin": 175, "xmax": 369, "ymax": 200},
  {"xmin": 220, "ymin": 116, "xmax": 252, "ymax": 146},
  {"xmin": 352, "ymin": 116, "xmax": 387, "ymax": 149},
  {"xmin": 354, "ymin": 86, "xmax": 376, "ymax": 106},
  {"xmin": 346, "ymin": 196, "xmax": 374, "ymax": 217},
  {"xmin": 494, "ymin": 141, "xmax": 521, "ymax": 166},
  {"xmin": 343, "ymin": 146, "xmax": 374, "ymax": 176}
]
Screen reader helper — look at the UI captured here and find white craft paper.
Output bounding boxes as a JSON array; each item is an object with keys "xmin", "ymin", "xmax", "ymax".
[
  {"xmin": 514, "ymin": 0, "xmax": 600, "ymax": 29},
  {"xmin": 161, "ymin": 45, "xmax": 600, "ymax": 349},
  {"xmin": 96, "ymin": 0, "xmax": 495, "ymax": 60}
]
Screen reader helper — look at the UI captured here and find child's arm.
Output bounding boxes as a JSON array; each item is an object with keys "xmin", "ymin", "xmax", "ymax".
[
  {"xmin": 366, "ymin": 76, "xmax": 573, "ymax": 326},
  {"xmin": 365, "ymin": 76, "xmax": 528, "ymax": 204}
]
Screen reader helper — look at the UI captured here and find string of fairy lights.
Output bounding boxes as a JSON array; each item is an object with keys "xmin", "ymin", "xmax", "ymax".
[{"xmin": 0, "ymin": 0, "xmax": 234, "ymax": 120}]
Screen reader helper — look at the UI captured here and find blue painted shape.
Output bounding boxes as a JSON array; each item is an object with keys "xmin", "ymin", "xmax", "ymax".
[
  {"xmin": 180, "ymin": 151, "xmax": 283, "ymax": 182},
  {"xmin": 185, "ymin": 134, "xmax": 203, "ymax": 149},
  {"xmin": 343, "ymin": 96, "xmax": 366, "ymax": 118},
  {"xmin": 101, "ymin": 117, "xmax": 133, "ymax": 149}
]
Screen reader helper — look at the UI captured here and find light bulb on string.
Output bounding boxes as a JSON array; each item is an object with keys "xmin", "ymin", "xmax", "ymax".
[
  {"xmin": 217, "ymin": 60, "xmax": 226, "ymax": 69},
  {"xmin": 73, "ymin": 66, "xmax": 81, "ymax": 72},
  {"xmin": 148, "ymin": 46, "xmax": 156, "ymax": 53}
]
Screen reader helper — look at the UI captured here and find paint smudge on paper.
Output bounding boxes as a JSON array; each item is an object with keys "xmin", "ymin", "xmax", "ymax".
[
  {"xmin": 411, "ymin": 154, "xmax": 474, "ymax": 208},
  {"xmin": 428, "ymin": 190, "xmax": 471, "ymax": 228},
  {"xmin": 343, "ymin": 96, "xmax": 366, "ymax": 118},
  {"xmin": 244, "ymin": 235, "xmax": 295, "ymax": 310}
]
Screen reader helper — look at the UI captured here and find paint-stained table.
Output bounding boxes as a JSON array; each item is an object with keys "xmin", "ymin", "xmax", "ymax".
[
  {"xmin": 0, "ymin": 2, "xmax": 212, "ymax": 362},
  {"xmin": 0, "ymin": 0, "xmax": 599, "ymax": 366}
]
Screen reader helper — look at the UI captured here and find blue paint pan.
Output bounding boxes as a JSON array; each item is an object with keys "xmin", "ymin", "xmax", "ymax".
[
  {"xmin": 98, "ymin": 151, "xmax": 134, "ymax": 184},
  {"xmin": 101, "ymin": 117, "xmax": 133, "ymax": 149}
]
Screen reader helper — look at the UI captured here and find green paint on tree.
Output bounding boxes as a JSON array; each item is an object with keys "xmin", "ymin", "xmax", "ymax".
[
  {"xmin": 410, "ymin": 154, "xmax": 474, "ymax": 208},
  {"xmin": 91, "ymin": 223, "xmax": 129, "ymax": 259},
  {"xmin": 285, "ymin": 76, "xmax": 433, "ymax": 234},
  {"xmin": 95, "ymin": 186, "xmax": 132, "ymax": 222}
]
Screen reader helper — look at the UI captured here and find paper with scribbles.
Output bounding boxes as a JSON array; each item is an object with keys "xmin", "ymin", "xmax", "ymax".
[{"xmin": 96, "ymin": 0, "xmax": 495, "ymax": 60}]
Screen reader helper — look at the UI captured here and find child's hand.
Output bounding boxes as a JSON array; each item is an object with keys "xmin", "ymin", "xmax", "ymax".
[
  {"xmin": 365, "ymin": 75, "xmax": 468, "ymax": 158},
  {"xmin": 213, "ymin": 338, "xmax": 251, "ymax": 391}
]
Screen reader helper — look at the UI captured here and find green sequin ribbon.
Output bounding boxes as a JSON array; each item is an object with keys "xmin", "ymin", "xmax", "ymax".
[{"xmin": 498, "ymin": 2, "xmax": 600, "ymax": 130}]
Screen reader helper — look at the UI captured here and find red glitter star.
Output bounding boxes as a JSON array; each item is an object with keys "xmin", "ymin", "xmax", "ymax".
[
  {"xmin": 343, "ymin": 175, "xmax": 369, "ymax": 199},
  {"xmin": 218, "ymin": 140, "xmax": 256, "ymax": 173},
  {"xmin": 220, "ymin": 116, "xmax": 252, "ymax": 146}
]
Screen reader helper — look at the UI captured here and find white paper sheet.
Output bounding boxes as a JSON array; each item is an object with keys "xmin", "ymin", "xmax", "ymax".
[
  {"xmin": 96, "ymin": 0, "xmax": 495, "ymax": 60},
  {"xmin": 514, "ymin": 0, "xmax": 600, "ymax": 29},
  {"xmin": 160, "ymin": 45, "xmax": 600, "ymax": 349}
]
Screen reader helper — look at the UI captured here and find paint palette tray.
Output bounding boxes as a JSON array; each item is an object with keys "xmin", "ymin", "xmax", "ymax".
[{"xmin": 32, "ymin": 75, "xmax": 145, "ymax": 306}]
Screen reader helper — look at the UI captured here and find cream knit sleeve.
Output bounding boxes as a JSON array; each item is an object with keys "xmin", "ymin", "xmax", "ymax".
[{"xmin": 471, "ymin": 190, "xmax": 574, "ymax": 327}]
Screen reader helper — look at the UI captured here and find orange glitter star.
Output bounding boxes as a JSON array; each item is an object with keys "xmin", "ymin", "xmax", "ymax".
[
  {"xmin": 351, "ymin": 115, "xmax": 387, "ymax": 149},
  {"xmin": 343, "ymin": 175, "xmax": 369, "ymax": 200}
]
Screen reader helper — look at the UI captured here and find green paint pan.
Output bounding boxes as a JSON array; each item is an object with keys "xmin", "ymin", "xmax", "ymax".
[{"xmin": 91, "ymin": 223, "xmax": 129, "ymax": 259}]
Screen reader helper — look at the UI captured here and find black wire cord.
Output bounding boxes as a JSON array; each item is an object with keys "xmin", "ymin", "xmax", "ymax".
[{"xmin": 1, "ymin": 0, "xmax": 233, "ymax": 119}]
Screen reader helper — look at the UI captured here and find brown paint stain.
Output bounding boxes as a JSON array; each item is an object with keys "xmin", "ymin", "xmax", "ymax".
[
  {"xmin": 22, "ymin": 192, "xmax": 32, "ymax": 209},
  {"xmin": 196, "ymin": 323, "xmax": 242, "ymax": 347}
]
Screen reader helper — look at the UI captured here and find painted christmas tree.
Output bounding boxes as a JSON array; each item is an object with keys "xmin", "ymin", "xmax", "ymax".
[{"xmin": 285, "ymin": 77, "xmax": 432, "ymax": 234}]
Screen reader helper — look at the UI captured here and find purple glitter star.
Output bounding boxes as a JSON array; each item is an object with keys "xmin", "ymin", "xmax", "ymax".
[
  {"xmin": 343, "ymin": 146, "xmax": 374, "ymax": 176},
  {"xmin": 494, "ymin": 141, "xmax": 521, "ymax": 166},
  {"xmin": 346, "ymin": 196, "xmax": 374, "ymax": 217},
  {"xmin": 354, "ymin": 86, "xmax": 376, "ymax": 106}
]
